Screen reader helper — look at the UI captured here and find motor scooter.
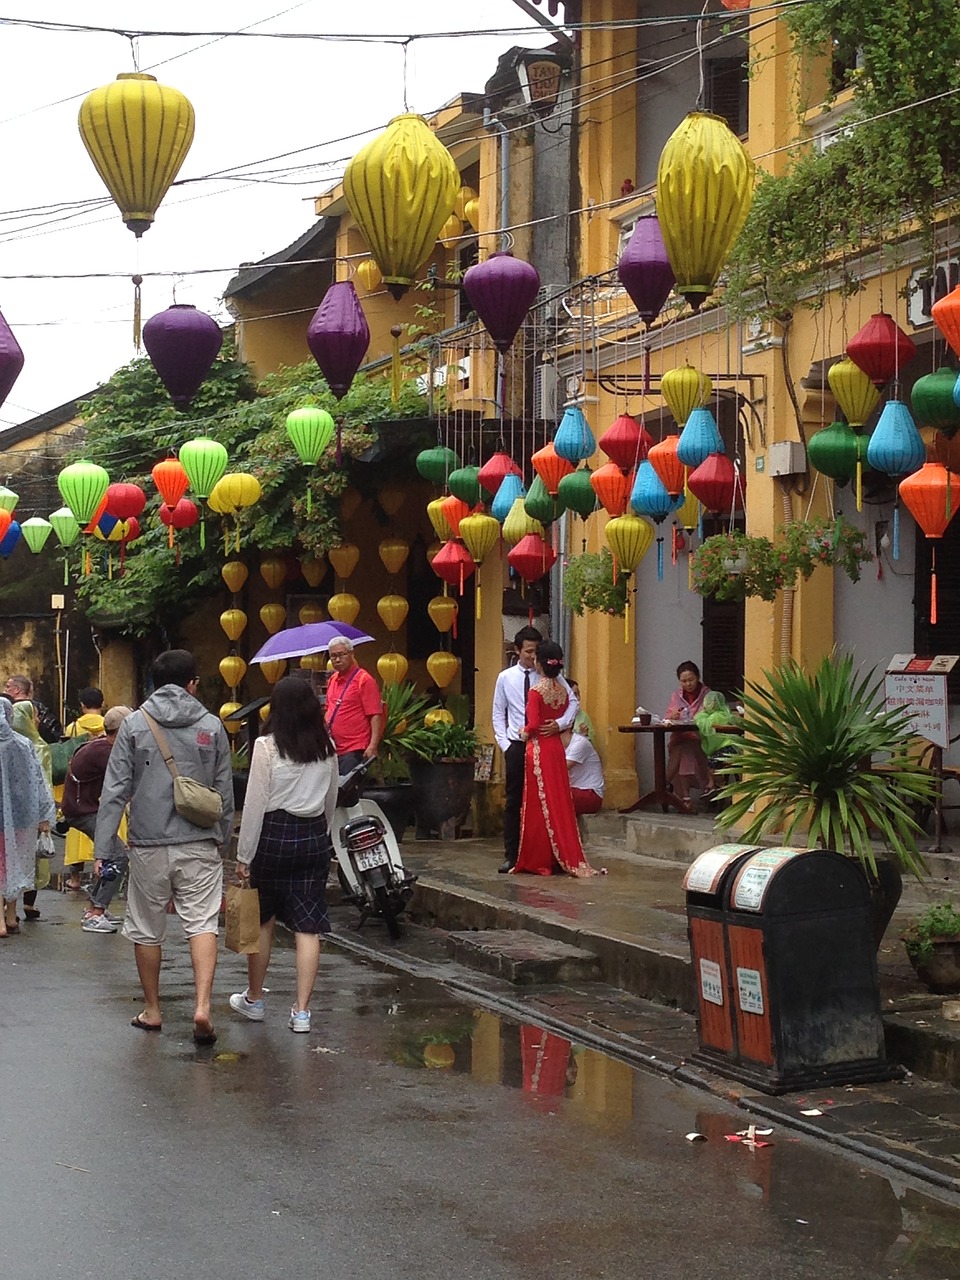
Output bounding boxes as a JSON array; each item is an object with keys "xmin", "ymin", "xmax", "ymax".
[{"xmin": 330, "ymin": 758, "xmax": 417, "ymax": 939}]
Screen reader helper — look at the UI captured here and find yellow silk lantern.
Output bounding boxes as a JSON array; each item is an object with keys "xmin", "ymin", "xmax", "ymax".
[
  {"xmin": 343, "ymin": 113, "xmax": 460, "ymax": 298},
  {"xmin": 454, "ymin": 185, "xmax": 478, "ymax": 222},
  {"xmin": 606, "ymin": 514, "xmax": 655, "ymax": 643},
  {"xmin": 300, "ymin": 556, "xmax": 326, "ymax": 588},
  {"xmin": 438, "ymin": 214, "xmax": 463, "ymax": 249},
  {"xmin": 220, "ymin": 609, "xmax": 247, "ymax": 641},
  {"xmin": 219, "ymin": 702, "xmax": 243, "ymax": 733},
  {"xmin": 260, "ymin": 557, "xmax": 286, "ymax": 589},
  {"xmin": 458, "ymin": 511, "xmax": 500, "ymax": 619},
  {"xmin": 356, "ymin": 258, "xmax": 382, "ymax": 292},
  {"xmin": 427, "ymin": 497, "xmax": 453, "ymax": 542},
  {"xmin": 377, "ymin": 594, "xmax": 409, "ymax": 632},
  {"xmin": 426, "ymin": 651, "xmax": 459, "ymax": 689},
  {"xmin": 300, "ymin": 653, "xmax": 326, "ymax": 671},
  {"xmin": 260, "ymin": 603, "xmax": 286, "ymax": 634},
  {"xmin": 207, "ymin": 479, "xmax": 235, "ymax": 515},
  {"xmin": 299, "ymin": 602, "xmax": 325, "ymax": 625},
  {"xmin": 259, "ymin": 702, "xmax": 271, "ymax": 722},
  {"xmin": 379, "ymin": 538, "xmax": 410, "ymax": 574},
  {"xmin": 261, "ymin": 659, "xmax": 287, "ymax": 685},
  {"xmin": 463, "ymin": 197, "xmax": 480, "ymax": 232},
  {"xmin": 674, "ymin": 488, "xmax": 700, "ymax": 532},
  {"xmin": 426, "ymin": 540, "xmax": 444, "ymax": 564},
  {"xmin": 78, "ymin": 72, "xmax": 195, "ymax": 237},
  {"xmin": 660, "ymin": 365, "xmax": 712, "ymax": 428},
  {"xmin": 379, "ymin": 483, "xmax": 405, "ymax": 516},
  {"xmin": 329, "ymin": 543, "xmax": 360, "ymax": 579},
  {"xmin": 427, "ymin": 595, "xmax": 458, "ymax": 633},
  {"xmin": 221, "ymin": 560, "xmax": 248, "ymax": 593},
  {"xmin": 425, "ymin": 708, "xmax": 455, "ymax": 728},
  {"xmin": 502, "ymin": 497, "xmax": 543, "ymax": 547},
  {"xmin": 656, "ymin": 112, "xmax": 755, "ymax": 311},
  {"xmin": 328, "ymin": 592, "xmax": 360, "ymax": 624},
  {"xmin": 219, "ymin": 655, "xmax": 247, "ymax": 688},
  {"xmin": 827, "ymin": 357, "xmax": 880, "ymax": 509},
  {"xmin": 377, "ymin": 652, "xmax": 409, "ymax": 685}
]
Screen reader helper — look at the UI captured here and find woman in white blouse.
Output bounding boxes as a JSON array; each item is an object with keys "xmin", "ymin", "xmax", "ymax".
[{"xmin": 230, "ymin": 677, "xmax": 339, "ymax": 1034}]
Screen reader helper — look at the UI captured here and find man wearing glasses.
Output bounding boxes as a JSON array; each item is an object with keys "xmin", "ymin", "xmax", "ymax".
[{"xmin": 324, "ymin": 637, "xmax": 384, "ymax": 775}]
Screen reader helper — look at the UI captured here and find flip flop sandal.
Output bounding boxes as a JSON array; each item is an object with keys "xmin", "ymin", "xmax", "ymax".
[{"xmin": 131, "ymin": 1014, "xmax": 162, "ymax": 1032}]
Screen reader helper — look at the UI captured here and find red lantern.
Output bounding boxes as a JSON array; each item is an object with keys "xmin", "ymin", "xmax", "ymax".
[
  {"xmin": 899, "ymin": 462, "xmax": 960, "ymax": 624},
  {"xmin": 932, "ymin": 285, "xmax": 960, "ymax": 359},
  {"xmin": 590, "ymin": 461, "xmax": 634, "ymax": 516},
  {"xmin": 530, "ymin": 442, "xmax": 573, "ymax": 496},
  {"xmin": 477, "ymin": 451, "xmax": 521, "ymax": 498},
  {"xmin": 846, "ymin": 312, "xmax": 916, "ymax": 389},
  {"xmin": 647, "ymin": 435, "xmax": 685, "ymax": 496},
  {"xmin": 158, "ymin": 496, "xmax": 199, "ymax": 554},
  {"xmin": 440, "ymin": 494, "xmax": 471, "ymax": 538},
  {"xmin": 152, "ymin": 457, "xmax": 189, "ymax": 508},
  {"xmin": 430, "ymin": 540, "xmax": 477, "ymax": 595},
  {"xmin": 508, "ymin": 532, "xmax": 557, "ymax": 583},
  {"xmin": 686, "ymin": 453, "xmax": 744, "ymax": 515},
  {"xmin": 105, "ymin": 482, "xmax": 146, "ymax": 521},
  {"xmin": 598, "ymin": 414, "xmax": 653, "ymax": 471}
]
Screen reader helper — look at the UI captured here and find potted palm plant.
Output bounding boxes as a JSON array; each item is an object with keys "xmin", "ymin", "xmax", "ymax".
[
  {"xmin": 716, "ymin": 653, "xmax": 935, "ymax": 945},
  {"xmin": 409, "ymin": 719, "xmax": 482, "ymax": 838}
]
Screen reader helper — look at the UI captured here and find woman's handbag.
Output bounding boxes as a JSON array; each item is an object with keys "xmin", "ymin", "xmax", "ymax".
[
  {"xmin": 141, "ymin": 712, "xmax": 223, "ymax": 829},
  {"xmin": 225, "ymin": 882, "xmax": 260, "ymax": 953},
  {"xmin": 35, "ymin": 829, "xmax": 54, "ymax": 890}
]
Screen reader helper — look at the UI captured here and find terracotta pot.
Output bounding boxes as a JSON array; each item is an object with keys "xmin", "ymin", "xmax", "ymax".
[{"xmin": 909, "ymin": 938, "xmax": 960, "ymax": 994}]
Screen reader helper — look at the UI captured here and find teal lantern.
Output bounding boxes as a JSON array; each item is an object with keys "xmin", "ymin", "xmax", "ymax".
[
  {"xmin": 20, "ymin": 517, "xmax": 52, "ymax": 553},
  {"xmin": 676, "ymin": 407, "xmax": 723, "ymax": 469},
  {"xmin": 866, "ymin": 400, "xmax": 925, "ymax": 477},
  {"xmin": 554, "ymin": 406, "xmax": 596, "ymax": 463},
  {"xmin": 911, "ymin": 367, "xmax": 960, "ymax": 438},
  {"xmin": 57, "ymin": 461, "xmax": 109, "ymax": 523},
  {"xmin": 416, "ymin": 446, "xmax": 460, "ymax": 485},
  {"xmin": 492, "ymin": 472, "xmax": 524, "ymax": 524}
]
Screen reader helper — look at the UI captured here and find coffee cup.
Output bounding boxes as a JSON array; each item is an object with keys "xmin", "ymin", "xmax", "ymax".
[{"xmin": 638, "ymin": 712, "xmax": 652, "ymax": 725}]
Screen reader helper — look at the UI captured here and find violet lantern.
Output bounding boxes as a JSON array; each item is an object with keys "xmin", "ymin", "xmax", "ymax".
[
  {"xmin": 306, "ymin": 280, "xmax": 370, "ymax": 399},
  {"xmin": 142, "ymin": 304, "xmax": 223, "ymax": 409},
  {"xmin": 463, "ymin": 252, "xmax": 541, "ymax": 354},
  {"xmin": 0, "ymin": 309, "xmax": 24, "ymax": 410},
  {"xmin": 617, "ymin": 216, "xmax": 675, "ymax": 326}
]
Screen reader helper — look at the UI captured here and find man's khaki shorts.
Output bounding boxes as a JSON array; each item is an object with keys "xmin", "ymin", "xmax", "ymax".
[{"xmin": 122, "ymin": 841, "xmax": 223, "ymax": 945}]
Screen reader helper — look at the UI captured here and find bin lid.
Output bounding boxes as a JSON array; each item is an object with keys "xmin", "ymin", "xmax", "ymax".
[
  {"xmin": 683, "ymin": 844, "xmax": 761, "ymax": 896},
  {"xmin": 729, "ymin": 847, "xmax": 808, "ymax": 913}
]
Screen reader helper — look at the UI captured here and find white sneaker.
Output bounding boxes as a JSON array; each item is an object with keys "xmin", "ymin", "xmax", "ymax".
[
  {"xmin": 229, "ymin": 991, "xmax": 265, "ymax": 1022},
  {"xmin": 82, "ymin": 913, "xmax": 118, "ymax": 933},
  {"xmin": 289, "ymin": 1008, "xmax": 311, "ymax": 1033}
]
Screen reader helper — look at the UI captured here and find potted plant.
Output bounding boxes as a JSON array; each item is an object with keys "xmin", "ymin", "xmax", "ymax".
[
  {"xmin": 368, "ymin": 681, "xmax": 436, "ymax": 841},
  {"xmin": 690, "ymin": 531, "xmax": 787, "ymax": 602},
  {"xmin": 716, "ymin": 653, "xmax": 936, "ymax": 945},
  {"xmin": 902, "ymin": 902, "xmax": 960, "ymax": 993},
  {"xmin": 409, "ymin": 718, "xmax": 482, "ymax": 838},
  {"xmin": 779, "ymin": 515, "xmax": 872, "ymax": 584},
  {"xmin": 562, "ymin": 547, "xmax": 628, "ymax": 617}
]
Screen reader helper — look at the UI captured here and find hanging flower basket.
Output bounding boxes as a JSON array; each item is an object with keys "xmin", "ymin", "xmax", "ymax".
[
  {"xmin": 562, "ymin": 547, "xmax": 629, "ymax": 617},
  {"xmin": 779, "ymin": 515, "xmax": 872, "ymax": 584}
]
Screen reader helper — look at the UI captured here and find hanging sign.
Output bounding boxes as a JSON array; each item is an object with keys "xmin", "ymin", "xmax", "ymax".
[{"xmin": 884, "ymin": 655, "xmax": 957, "ymax": 749}]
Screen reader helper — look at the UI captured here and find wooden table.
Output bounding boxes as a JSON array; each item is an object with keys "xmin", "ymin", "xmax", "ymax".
[{"xmin": 618, "ymin": 721, "xmax": 744, "ymax": 814}]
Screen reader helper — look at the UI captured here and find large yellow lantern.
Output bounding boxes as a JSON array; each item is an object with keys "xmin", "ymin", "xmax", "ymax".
[
  {"xmin": 207, "ymin": 479, "xmax": 235, "ymax": 515},
  {"xmin": 458, "ymin": 511, "xmax": 500, "ymax": 619},
  {"xmin": 660, "ymin": 365, "xmax": 712, "ymax": 427},
  {"xmin": 377, "ymin": 652, "xmax": 409, "ymax": 685},
  {"xmin": 427, "ymin": 498, "xmax": 453, "ymax": 542},
  {"xmin": 328, "ymin": 592, "xmax": 360, "ymax": 624},
  {"xmin": 260, "ymin": 557, "xmax": 286, "ymax": 589},
  {"xmin": 260, "ymin": 603, "xmax": 286, "ymax": 634},
  {"xmin": 379, "ymin": 538, "xmax": 410, "ymax": 574},
  {"xmin": 427, "ymin": 651, "xmax": 459, "ymax": 689},
  {"xmin": 78, "ymin": 73, "xmax": 195, "ymax": 236},
  {"xmin": 377, "ymin": 594, "xmax": 409, "ymax": 632},
  {"xmin": 220, "ymin": 609, "xmax": 247, "ymax": 641},
  {"xmin": 656, "ymin": 112, "xmax": 755, "ymax": 311},
  {"xmin": 261, "ymin": 659, "xmax": 287, "ymax": 685},
  {"xmin": 299, "ymin": 602, "xmax": 325, "ymax": 625},
  {"xmin": 427, "ymin": 595, "xmax": 458, "ymax": 633},
  {"xmin": 219, "ymin": 655, "xmax": 247, "ymax": 688},
  {"xmin": 300, "ymin": 556, "xmax": 326, "ymax": 588},
  {"xmin": 343, "ymin": 113, "xmax": 460, "ymax": 299},
  {"xmin": 827, "ymin": 357, "xmax": 881, "ymax": 427},
  {"xmin": 329, "ymin": 543, "xmax": 360, "ymax": 579},
  {"xmin": 605, "ymin": 514, "xmax": 655, "ymax": 643},
  {"xmin": 220, "ymin": 702, "xmax": 243, "ymax": 734},
  {"xmin": 221, "ymin": 560, "xmax": 248, "ymax": 593}
]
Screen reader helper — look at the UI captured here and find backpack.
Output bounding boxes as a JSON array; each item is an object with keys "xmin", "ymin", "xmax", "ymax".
[{"xmin": 34, "ymin": 700, "xmax": 64, "ymax": 744}]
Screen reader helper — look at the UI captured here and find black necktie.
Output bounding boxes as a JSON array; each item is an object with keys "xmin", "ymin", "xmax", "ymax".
[{"xmin": 523, "ymin": 668, "xmax": 531, "ymax": 706}]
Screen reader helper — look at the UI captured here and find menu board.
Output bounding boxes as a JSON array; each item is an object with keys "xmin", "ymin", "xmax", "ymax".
[{"xmin": 884, "ymin": 670, "xmax": 948, "ymax": 748}]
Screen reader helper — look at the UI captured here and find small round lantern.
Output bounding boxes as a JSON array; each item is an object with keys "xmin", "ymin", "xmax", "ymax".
[
  {"xmin": 378, "ymin": 653, "xmax": 409, "ymax": 685},
  {"xmin": 327, "ymin": 593, "xmax": 360, "ymax": 624},
  {"xmin": 426, "ymin": 651, "xmax": 459, "ymax": 689},
  {"xmin": 220, "ymin": 609, "xmax": 247, "ymax": 641},
  {"xmin": 377, "ymin": 594, "xmax": 409, "ymax": 632},
  {"xmin": 222, "ymin": 561, "xmax": 248, "ymax": 593},
  {"xmin": 260, "ymin": 603, "xmax": 287, "ymax": 634}
]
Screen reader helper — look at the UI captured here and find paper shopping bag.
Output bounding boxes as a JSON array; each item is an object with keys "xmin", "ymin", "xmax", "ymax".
[{"xmin": 225, "ymin": 883, "xmax": 261, "ymax": 954}]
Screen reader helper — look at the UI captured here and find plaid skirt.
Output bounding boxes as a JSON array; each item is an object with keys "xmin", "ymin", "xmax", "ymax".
[{"xmin": 248, "ymin": 809, "xmax": 333, "ymax": 935}]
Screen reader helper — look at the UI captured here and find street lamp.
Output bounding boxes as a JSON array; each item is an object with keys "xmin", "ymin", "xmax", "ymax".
[{"xmin": 514, "ymin": 49, "xmax": 569, "ymax": 116}]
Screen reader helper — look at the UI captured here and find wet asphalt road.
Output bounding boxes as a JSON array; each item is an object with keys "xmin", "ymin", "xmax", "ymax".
[{"xmin": 3, "ymin": 892, "xmax": 960, "ymax": 1280}]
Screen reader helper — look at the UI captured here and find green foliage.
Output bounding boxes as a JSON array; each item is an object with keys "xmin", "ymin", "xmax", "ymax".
[
  {"xmin": 726, "ymin": 1, "xmax": 960, "ymax": 322},
  {"xmin": 376, "ymin": 681, "xmax": 438, "ymax": 783},
  {"xmin": 902, "ymin": 902, "xmax": 960, "ymax": 962},
  {"xmin": 716, "ymin": 654, "xmax": 934, "ymax": 877},
  {"xmin": 562, "ymin": 547, "xmax": 628, "ymax": 617},
  {"xmin": 420, "ymin": 720, "xmax": 480, "ymax": 762}
]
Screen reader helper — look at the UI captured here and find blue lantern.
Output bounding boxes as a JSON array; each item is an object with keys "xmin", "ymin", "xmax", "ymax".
[
  {"xmin": 0, "ymin": 519, "xmax": 21, "ymax": 558},
  {"xmin": 677, "ymin": 407, "xmax": 723, "ymax": 469},
  {"xmin": 866, "ymin": 400, "xmax": 925, "ymax": 477},
  {"xmin": 630, "ymin": 461, "xmax": 677, "ymax": 523},
  {"xmin": 553, "ymin": 405, "xmax": 596, "ymax": 463},
  {"xmin": 491, "ymin": 471, "xmax": 525, "ymax": 524}
]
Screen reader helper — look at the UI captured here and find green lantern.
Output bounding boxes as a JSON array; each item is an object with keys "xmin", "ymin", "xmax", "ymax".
[
  {"xmin": 557, "ymin": 467, "xmax": 600, "ymax": 519},
  {"xmin": 911, "ymin": 367, "xmax": 960, "ymax": 438},
  {"xmin": 807, "ymin": 421, "xmax": 866, "ymax": 487},
  {"xmin": 57, "ymin": 461, "xmax": 109, "ymax": 523},
  {"xmin": 524, "ymin": 474, "xmax": 557, "ymax": 526},
  {"xmin": 179, "ymin": 437, "xmax": 228, "ymax": 499},
  {"xmin": 49, "ymin": 506, "xmax": 81, "ymax": 547},
  {"xmin": 285, "ymin": 406, "xmax": 335, "ymax": 464},
  {"xmin": 0, "ymin": 485, "xmax": 18, "ymax": 513},
  {"xmin": 415, "ymin": 446, "xmax": 460, "ymax": 485},
  {"xmin": 20, "ymin": 517, "xmax": 52, "ymax": 553},
  {"xmin": 448, "ymin": 464, "xmax": 481, "ymax": 506}
]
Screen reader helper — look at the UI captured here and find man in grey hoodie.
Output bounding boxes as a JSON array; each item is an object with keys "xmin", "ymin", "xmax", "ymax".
[{"xmin": 95, "ymin": 649, "xmax": 234, "ymax": 1044}]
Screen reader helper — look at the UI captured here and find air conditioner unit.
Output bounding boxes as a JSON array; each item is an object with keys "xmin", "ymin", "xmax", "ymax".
[
  {"xmin": 813, "ymin": 123, "xmax": 854, "ymax": 155},
  {"xmin": 533, "ymin": 362, "xmax": 559, "ymax": 420}
]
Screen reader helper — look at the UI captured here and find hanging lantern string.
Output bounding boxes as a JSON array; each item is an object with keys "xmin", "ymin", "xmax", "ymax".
[
  {"xmin": 132, "ymin": 272, "xmax": 143, "ymax": 350},
  {"xmin": 695, "ymin": 0, "xmax": 709, "ymax": 109}
]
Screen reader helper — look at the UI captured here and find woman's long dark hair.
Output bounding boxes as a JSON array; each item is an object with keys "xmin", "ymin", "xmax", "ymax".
[
  {"xmin": 263, "ymin": 676, "xmax": 334, "ymax": 763},
  {"xmin": 537, "ymin": 639, "xmax": 565, "ymax": 680}
]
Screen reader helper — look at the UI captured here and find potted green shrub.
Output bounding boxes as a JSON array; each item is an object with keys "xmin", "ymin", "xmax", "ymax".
[
  {"xmin": 716, "ymin": 653, "xmax": 935, "ymax": 944},
  {"xmin": 562, "ymin": 547, "xmax": 628, "ymax": 617},
  {"xmin": 409, "ymin": 718, "xmax": 482, "ymax": 838},
  {"xmin": 902, "ymin": 902, "xmax": 960, "ymax": 993}
]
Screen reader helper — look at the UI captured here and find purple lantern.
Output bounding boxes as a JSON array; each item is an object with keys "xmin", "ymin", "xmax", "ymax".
[
  {"xmin": 306, "ymin": 281, "xmax": 370, "ymax": 400},
  {"xmin": 463, "ymin": 252, "xmax": 541, "ymax": 354},
  {"xmin": 142, "ymin": 304, "xmax": 223, "ymax": 410},
  {"xmin": 617, "ymin": 216, "xmax": 675, "ymax": 326},
  {"xmin": 0, "ymin": 309, "xmax": 24, "ymax": 411}
]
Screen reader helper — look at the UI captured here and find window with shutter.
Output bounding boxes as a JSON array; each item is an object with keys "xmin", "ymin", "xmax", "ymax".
[{"xmin": 704, "ymin": 57, "xmax": 749, "ymax": 137}]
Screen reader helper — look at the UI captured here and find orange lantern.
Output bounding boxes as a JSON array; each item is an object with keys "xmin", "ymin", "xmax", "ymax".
[
  {"xmin": 329, "ymin": 543, "xmax": 360, "ymax": 579},
  {"xmin": 377, "ymin": 652, "xmax": 409, "ymax": 685},
  {"xmin": 427, "ymin": 651, "xmax": 459, "ymax": 689},
  {"xmin": 899, "ymin": 461, "xmax": 960, "ymax": 624},
  {"xmin": 221, "ymin": 560, "xmax": 248, "ymax": 593},
  {"xmin": 377, "ymin": 594, "xmax": 409, "ymax": 632},
  {"xmin": 647, "ymin": 435, "xmax": 685, "ymax": 497},
  {"xmin": 440, "ymin": 494, "xmax": 471, "ymax": 538},
  {"xmin": 590, "ymin": 461, "xmax": 634, "ymax": 516},
  {"xmin": 299, "ymin": 602, "xmax": 325, "ymax": 625},
  {"xmin": 261, "ymin": 659, "xmax": 287, "ymax": 685},
  {"xmin": 378, "ymin": 538, "xmax": 409, "ymax": 574},
  {"xmin": 328, "ymin": 592, "xmax": 360, "ymax": 623},
  {"xmin": 427, "ymin": 595, "xmax": 458, "ymax": 633},
  {"xmin": 220, "ymin": 609, "xmax": 247, "ymax": 641},
  {"xmin": 531, "ymin": 442, "xmax": 574, "ymax": 496},
  {"xmin": 260, "ymin": 603, "xmax": 286, "ymax": 634},
  {"xmin": 260, "ymin": 557, "xmax": 285, "ymax": 589}
]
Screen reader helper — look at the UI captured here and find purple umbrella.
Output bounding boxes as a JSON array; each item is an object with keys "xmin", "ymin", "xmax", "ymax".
[
  {"xmin": 617, "ymin": 216, "xmax": 675, "ymax": 326},
  {"xmin": 143, "ymin": 304, "xmax": 223, "ymax": 410},
  {"xmin": 307, "ymin": 281, "xmax": 370, "ymax": 400},
  {"xmin": 463, "ymin": 252, "xmax": 541, "ymax": 354},
  {"xmin": 250, "ymin": 621, "xmax": 373, "ymax": 664}
]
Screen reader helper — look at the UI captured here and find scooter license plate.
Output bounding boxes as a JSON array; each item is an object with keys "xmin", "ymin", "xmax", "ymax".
[{"xmin": 355, "ymin": 846, "xmax": 388, "ymax": 872}]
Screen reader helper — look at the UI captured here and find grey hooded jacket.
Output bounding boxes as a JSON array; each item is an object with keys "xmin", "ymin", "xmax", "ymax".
[{"xmin": 94, "ymin": 683, "xmax": 234, "ymax": 853}]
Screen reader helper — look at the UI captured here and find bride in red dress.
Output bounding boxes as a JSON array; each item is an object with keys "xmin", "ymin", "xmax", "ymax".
[{"xmin": 513, "ymin": 641, "xmax": 598, "ymax": 878}]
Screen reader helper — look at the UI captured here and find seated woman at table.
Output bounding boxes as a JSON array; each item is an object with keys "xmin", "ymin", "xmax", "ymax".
[{"xmin": 664, "ymin": 660, "xmax": 712, "ymax": 808}]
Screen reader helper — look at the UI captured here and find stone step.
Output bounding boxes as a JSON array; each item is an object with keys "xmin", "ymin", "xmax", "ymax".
[{"xmin": 445, "ymin": 929, "xmax": 602, "ymax": 986}]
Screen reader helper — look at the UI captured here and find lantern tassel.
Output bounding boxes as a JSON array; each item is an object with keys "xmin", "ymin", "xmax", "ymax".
[
  {"xmin": 671, "ymin": 525, "xmax": 678, "ymax": 566},
  {"xmin": 84, "ymin": 549, "xmax": 91, "ymax": 576},
  {"xmin": 168, "ymin": 523, "xmax": 174, "ymax": 550},
  {"xmin": 390, "ymin": 325, "xmax": 402, "ymax": 404},
  {"xmin": 132, "ymin": 274, "xmax": 143, "ymax": 350},
  {"xmin": 306, "ymin": 484, "xmax": 312, "ymax": 515},
  {"xmin": 893, "ymin": 503, "xmax": 900, "ymax": 560},
  {"xmin": 475, "ymin": 581, "xmax": 481, "ymax": 623},
  {"xmin": 108, "ymin": 552, "xmax": 113, "ymax": 580},
  {"xmin": 656, "ymin": 537, "xmax": 664, "ymax": 582},
  {"xmin": 856, "ymin": 458, "xmax": 863, "ymax": 512},
  {"xmin": 624, "ymin": 589, "xmax": 630, "ymax": 645},
  {"xmin": 200, "ymin": 516, "xmax": 206, "ymax": 551},
  {"xmin": 932, "ymin": 545, "xmax": 938, "ymax": 625},
  {"xmin": 336, "ymin": 419, "xmax": 343, "ymax": 467},
  {"xmin": 63, "ymin": 556, "xmax": 69, "ymax": 587}
]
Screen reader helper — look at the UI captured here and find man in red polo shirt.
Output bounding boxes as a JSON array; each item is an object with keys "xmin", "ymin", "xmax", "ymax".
[{"xmin": 325, "ymin": 637, "xmax": 384, "ymax": 775}]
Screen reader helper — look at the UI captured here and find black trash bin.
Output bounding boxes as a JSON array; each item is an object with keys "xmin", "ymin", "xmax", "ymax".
[{"xmin": 689, "ymin": 846, "xmax": 900, "ymax": 1094}]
